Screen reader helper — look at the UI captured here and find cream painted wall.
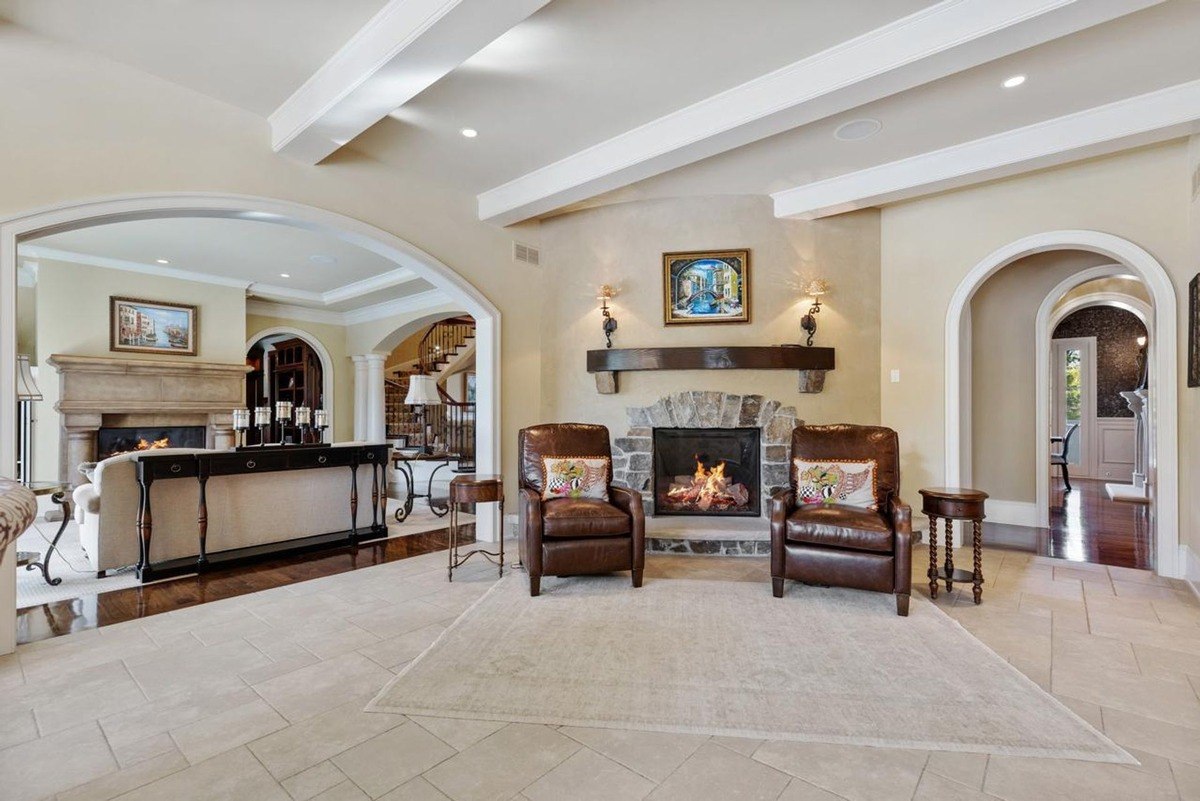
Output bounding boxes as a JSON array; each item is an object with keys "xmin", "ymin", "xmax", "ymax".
[
  {"xmin": 539, "ymin": 196, "xmax": 882, "ymax": 438},
  {"xmin": 1188, "ymin": 135, "xmax": 1200, "ymax": 580},
  {"xmin": 30, "ymin": 258, "xmax": 246, "ymax": 482},
  {"xmin": 0, "ymin": 26, "xmax": 542, "ymax": 510},
  {"xmin": 970, "ymin": 250, "xmax": 1113, "ymax": 502},
  {"xmin": 881, "ymin": 141, "xmax": 1193, "ymax": 553},
  {"xmin": 245, "ymin": 314, "xmax": 352, "ymax": 443}
]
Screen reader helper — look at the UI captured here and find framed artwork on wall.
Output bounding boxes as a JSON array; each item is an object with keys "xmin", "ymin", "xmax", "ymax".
[
  {"xmin": 1189, "ymin": 273, "xmax": 1199, "ymax": 388},
  {"xmin": 662, "ymin": 249, "xmax": 750, "ymax": 325},
  {"xmin": 110, "ymin": 296, "xmax": 198, "ymax": 356}
]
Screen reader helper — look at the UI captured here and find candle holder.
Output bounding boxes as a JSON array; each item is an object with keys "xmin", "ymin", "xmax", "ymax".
[
  {"xmin": 254, "ymin": 406, "xmax": 272, "ymax": 447},
  {"xmin": 313, "ymin": 409, "xmax": 330, "ymax": 444},
  {"xmin": 275, "ymin": 401, "xmax": 294, "ymax": 445},
  {"xmin": 232, "ymin": 408, "xmax": 251, "ymax": 448},
  {"xmin": 295, "ymin": 405, "xmax": 312, "ymax": 444}
]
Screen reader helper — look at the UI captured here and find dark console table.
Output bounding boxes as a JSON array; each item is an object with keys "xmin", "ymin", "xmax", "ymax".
[{"xmin": 135, "ymin": 443, "xmax": 389, "ymax": 581}]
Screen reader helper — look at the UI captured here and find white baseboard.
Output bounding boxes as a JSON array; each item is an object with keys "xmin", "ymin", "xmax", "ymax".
[
  {"xmin": 1183, "ymin": 545, "xmax": 1200, "ymax": 601},
  {"xmin": 985, "ymin": 500, "xmax": 1040, "ymax": 527}
]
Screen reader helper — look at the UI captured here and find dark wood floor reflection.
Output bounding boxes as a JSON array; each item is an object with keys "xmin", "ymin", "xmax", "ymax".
[
  {"xmin": 16, "ymin": 526, "xmax": 473, "ymax": 646},
  {"xmin": 986, "ymin": 478, "xmax": 1152, "ymax": 570}
]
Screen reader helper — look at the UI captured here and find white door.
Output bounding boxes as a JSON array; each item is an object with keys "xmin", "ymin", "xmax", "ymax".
[{"xmin": 1051, "ymin": 336, "xmax": 1097, "ymax": 478}]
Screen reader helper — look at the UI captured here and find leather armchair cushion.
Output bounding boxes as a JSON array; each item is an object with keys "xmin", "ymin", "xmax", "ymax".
[
  {"xmin": 542, "ymin": 498, "xmax": 631, "ymax": 538},
  {"xmin": 785, "ymin": 504, "xmax": 894, "ymax": 553}
]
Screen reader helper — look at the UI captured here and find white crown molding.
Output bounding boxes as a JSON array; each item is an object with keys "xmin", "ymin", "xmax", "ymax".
[
  {"xmin": 21, "ymin": 244, "xmax": 432, "ymax": 311},
  {"xmin": 773, "ymin": 78, "xmax": 1200, "ymax": 219},
  {"xmin": 270, "ymin": 0, "xmax": 551, "ymax": 164},
  {"xmin": 247, "ymin": 287, "xmax": 451, "ymax": 327},
  {"xmin": 477, "ymin": 0, "xmax": 1163, "ymax": 225},
  {"xmin": 18, "ymin": 245, "xmax": 252, "ymax": 290},
  {"xmin": 245, "ymin": 299, "xmax": 345, "ymax": 325},
  {"xmin": 342, "ymin": 289, "xmax": 452, "ymax": 325}
]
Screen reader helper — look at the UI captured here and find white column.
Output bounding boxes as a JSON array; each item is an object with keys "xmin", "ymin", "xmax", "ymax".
[
  {"xmin": 352, "ymin": 355, "xmax": 369, "ymax": 442},
  {"xmin": 364, "ymin": 353, "xmax": 387, "ymax": 444}
]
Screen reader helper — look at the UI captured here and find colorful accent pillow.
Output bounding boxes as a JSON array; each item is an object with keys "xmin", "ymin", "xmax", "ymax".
[
  {"xmin": 541, "ymin": 456, "xmax": 611, "ymax": 502},
  {"xmin": 794, "ymin": 459, "xmax": 878, "ymax": 510}
]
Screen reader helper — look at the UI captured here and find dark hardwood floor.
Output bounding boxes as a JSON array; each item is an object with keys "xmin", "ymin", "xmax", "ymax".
[
  {"xmin": 16, "ymin": 526, "xmax": 474, "ymax": 646},
  {"xmin": 986, "ymin": 477, "xmax": 1153, "ymax": 570}
]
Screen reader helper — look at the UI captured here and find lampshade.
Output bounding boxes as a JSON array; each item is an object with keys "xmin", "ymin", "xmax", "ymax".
[
  {"xmin": 16, "ymin": 355, "xmax": 42, "ymax": 401},
  {"xmin": 803, "ymin": 279, "xmax": 831, "ymax": 297},
  {"xmin": 404, "ymin": 374, "xmax": 442, "ymax": 406}
]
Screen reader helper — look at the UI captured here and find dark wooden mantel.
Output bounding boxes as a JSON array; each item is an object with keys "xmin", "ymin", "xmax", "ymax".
[{"xmin": 586, "ymin": 345, "xmax": 834, "ymax": 394}]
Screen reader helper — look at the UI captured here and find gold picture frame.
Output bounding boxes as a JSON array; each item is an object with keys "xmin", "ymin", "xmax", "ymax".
[
  {"xmin": 662, "ymin": 249, "xmax": 750, "ymax": 325},
  {"xmin": 110, "ymin": 296, "xmax": 198, "ymax": 356}
]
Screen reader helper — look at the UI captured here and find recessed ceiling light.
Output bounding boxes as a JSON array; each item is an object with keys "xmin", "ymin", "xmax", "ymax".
[
  {"xmin": 833, "ymin": 119, "xmax": 882, "ymax": 142},
  {"xmin": 460, "ymin": 128, "xmax": 478, "ymax": 138},
  {"xmin": 309, "ymin": 254, "xmax": 337, "ymax": 265},
  {"xmin": 1003, "ymin": 75, "xmax": 1026, "ymax": 88},
  {"xmin": 279, "ymin": 273, "xmax": 290, "ymax": 278},
  {"xmin": 155, "ymin": 259, "xmax": 170, "ymax": 264}
]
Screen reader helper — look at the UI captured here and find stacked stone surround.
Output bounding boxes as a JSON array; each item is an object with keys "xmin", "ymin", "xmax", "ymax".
[{"xmin": 611, "ymin": 391, "xmax": 802, "ymax": 517}]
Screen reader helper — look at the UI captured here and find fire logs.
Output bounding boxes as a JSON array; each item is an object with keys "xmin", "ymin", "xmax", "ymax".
[{"xmin": 663, "ymin": 458, "xmax": 750, "ymax": 512}]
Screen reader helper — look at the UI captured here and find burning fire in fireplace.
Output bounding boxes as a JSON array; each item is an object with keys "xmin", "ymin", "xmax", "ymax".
[
  {"xmin": 113, "ymin": 436, "xmax": 172, "ymax": 456},
  {"xmin": 663, "ymin": 457, "xmax": 751, "ymax": 512}
]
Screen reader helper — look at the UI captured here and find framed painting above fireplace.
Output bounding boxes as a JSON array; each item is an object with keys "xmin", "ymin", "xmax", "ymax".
[
  {"xmin": 662, "ymin": 249, "xmax": 750, "ymax": 325},
  {"xmin": 110, "ymin": 296, "xmax": 198, "ymax": 356}
]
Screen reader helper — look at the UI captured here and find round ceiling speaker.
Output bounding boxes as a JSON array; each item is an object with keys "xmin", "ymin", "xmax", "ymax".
[{"xmin": 834, "ymin": 118, "xmax": 882, "ymax": 141}]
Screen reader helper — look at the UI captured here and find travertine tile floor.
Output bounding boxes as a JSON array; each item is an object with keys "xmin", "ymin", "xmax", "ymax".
[{"xmin": 2, "ymin": 544, "xmax": 1200, "ymax": 800}]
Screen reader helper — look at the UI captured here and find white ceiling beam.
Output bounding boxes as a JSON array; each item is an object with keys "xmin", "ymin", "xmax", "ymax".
[
  {"xmin": 772, "ymin": 79, "xmax": 1200, "ymax": 219},
  {"xmin": 270, "ymin": 0, "xmax": 552, "ymax": 164},
  {"xmin": 476, "ymin": 0, "xmax": 1164, "ymax": 226}
]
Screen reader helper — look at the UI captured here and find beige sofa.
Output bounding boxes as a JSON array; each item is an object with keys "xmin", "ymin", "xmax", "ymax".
[{"xmin": 73, "ymin": 443, "xmax": 385, "ymax": 574}]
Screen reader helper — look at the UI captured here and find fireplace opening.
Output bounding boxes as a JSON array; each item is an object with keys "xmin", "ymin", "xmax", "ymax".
[
  {"xmin": 96, "ymin": 425, "xmax": 207, "ymax": 460},
  {"xmin": 653, "ymin": 427, "xmax": 760, "ymax": 516}
]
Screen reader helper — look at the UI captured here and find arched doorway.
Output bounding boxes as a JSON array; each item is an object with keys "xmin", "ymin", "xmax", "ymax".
[
  {"xmin": 0, "ymin": 194, "xmax": 502, "ymax": 545},
  {"xmin": 245, "ymin": 328, "xmax": 335, "ymax": 444},
  {"xmin": 945, "ymin": 231, "xmax": 1179, "ymax": 577}
]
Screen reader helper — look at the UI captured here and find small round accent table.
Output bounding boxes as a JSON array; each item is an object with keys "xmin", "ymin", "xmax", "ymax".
[
  {"xmin": 447, "ymin": 474, "xmax": 504, "ymax": 582},
  {"xmin": 919, "ymin": 487, "xmax": 988, "ymax": 604}
]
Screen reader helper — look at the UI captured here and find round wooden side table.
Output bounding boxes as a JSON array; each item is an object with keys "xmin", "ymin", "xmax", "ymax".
[
  {"xmin": 919, "ymin": 487, "xmax": 988, "ymax": 604},
  {"xmin": 447, "ymin": 474, "xmax": 504, "ymax": 581}
]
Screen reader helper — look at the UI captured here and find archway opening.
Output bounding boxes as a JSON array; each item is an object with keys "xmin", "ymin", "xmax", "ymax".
[
  {"xmin": 245, "ymin": 329, "xmax": 332, "ymax": 445},
  {"xmin": 945, "ymin": 231, "xmax": 1179, "ymax": 577}
]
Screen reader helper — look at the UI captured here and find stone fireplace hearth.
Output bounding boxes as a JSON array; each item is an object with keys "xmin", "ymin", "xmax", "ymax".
[
  {"xmin": 612, "ymin": 391, "xmax": 801, "ymax": 555},
  {"xmin": 48, "ymin": 354, "xmax": 249, "ymax": 487}
]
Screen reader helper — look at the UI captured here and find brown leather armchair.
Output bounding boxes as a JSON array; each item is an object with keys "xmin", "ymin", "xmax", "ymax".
[
  {"xmin": 770, "ymin": 424, "xmax": 913, "ymax": 616},
  {"xmin": 518, "ymin": 423, "xmax": 645, "ymax": 596}
]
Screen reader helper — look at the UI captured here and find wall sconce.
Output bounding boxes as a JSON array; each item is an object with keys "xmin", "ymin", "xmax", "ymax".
[
  {"xmin": 800, "ymin": 279, "xmax": 830, "ymax": 347},
  {"xmin": 598, "ymin": 284, "xmax": 619, "ymax": 348}
]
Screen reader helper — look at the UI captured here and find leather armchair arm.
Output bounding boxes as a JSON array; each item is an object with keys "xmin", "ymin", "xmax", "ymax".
[
  {"xmin": 609, "ymin": 484, "xmax": 645, "ymax": 570},
  {"xmin": 890, "ymin": 495, "xmax": 913, "ymax": 595},
  {"xmin": 769, "ymin": 488, "xmax": 794, "ymax": 579},
  {"xmin": 518, "ymin": 487, "xmax": 544, "ymax": 577}
]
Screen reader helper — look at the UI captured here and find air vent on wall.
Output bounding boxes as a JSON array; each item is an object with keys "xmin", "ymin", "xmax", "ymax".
[{"xmin": 513, "ymin": 242, "xmax": 540, "ymax": 266}]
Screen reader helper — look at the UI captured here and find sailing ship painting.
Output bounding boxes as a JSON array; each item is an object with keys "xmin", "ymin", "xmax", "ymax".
[
  {"xmin": 110, "ymin": 296, "xmax": 198, "ymax": 356},
  {"xmin": 663, "ymin": 250, "xmax": 750, "ymax": 325}
]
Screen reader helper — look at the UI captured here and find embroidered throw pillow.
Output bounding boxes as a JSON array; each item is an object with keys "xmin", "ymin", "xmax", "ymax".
[
  {"xmin": 541, "ymin": 456, "xmax": 611, "ymax": 502},
  {"xmin": 794, "ymin": 459, "xmax": 878, "ymax": 510}
]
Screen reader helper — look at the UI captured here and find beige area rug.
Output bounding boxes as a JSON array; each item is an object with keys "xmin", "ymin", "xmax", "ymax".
[{"xmin": 368, "ymin": 575, "xmax": 1134, "ymax": 763}]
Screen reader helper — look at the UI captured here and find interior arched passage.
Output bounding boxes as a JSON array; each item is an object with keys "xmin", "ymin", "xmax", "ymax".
[
  {"xmin": 246, "ymin": 326, "xmax": 337, "ymax": 440},
  {"xmin": 0, "ymin": 194, "xmax": 502, "ymax": 549},
  {"xmin": 945, "ymin": 231, "xmax": 1178, "ymax": 577}
]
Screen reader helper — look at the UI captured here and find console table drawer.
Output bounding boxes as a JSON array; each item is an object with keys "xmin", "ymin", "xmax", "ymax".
[
  {"xmin": 287, "ymin": 448, "xmax": 356, "ymax": 470},
  {"xmin": 205, "ymin": 452, "xmax": 290, "ymax": 475},
  {"xmin": 136, "ymin": 457, "xmax": 199, "ymax": 481}
]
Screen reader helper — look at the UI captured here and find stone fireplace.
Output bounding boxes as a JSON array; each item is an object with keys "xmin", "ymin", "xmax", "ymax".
[
  {"xmin": 47, "ymin": 354, "xmax": 249, "ymax": 486},
  {"xmin": 614, "ymin": 388, "xmax": 801, "ymax": 520}
]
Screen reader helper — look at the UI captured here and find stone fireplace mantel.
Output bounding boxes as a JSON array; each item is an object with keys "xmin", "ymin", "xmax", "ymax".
[{"xmin": 47, "ymin": 354, "xmax": 250, "ymax": 486}]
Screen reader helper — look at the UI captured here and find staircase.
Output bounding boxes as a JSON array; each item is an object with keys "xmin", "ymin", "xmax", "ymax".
[{"xmin": 385, "ymin": 317, "xmax": 477, "ymax": 469}]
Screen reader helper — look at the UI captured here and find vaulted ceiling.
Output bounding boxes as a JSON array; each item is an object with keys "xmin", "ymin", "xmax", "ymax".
[{"xmin": 3, "ymin": 0, "xmax": 1198, "ymax": 227}]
